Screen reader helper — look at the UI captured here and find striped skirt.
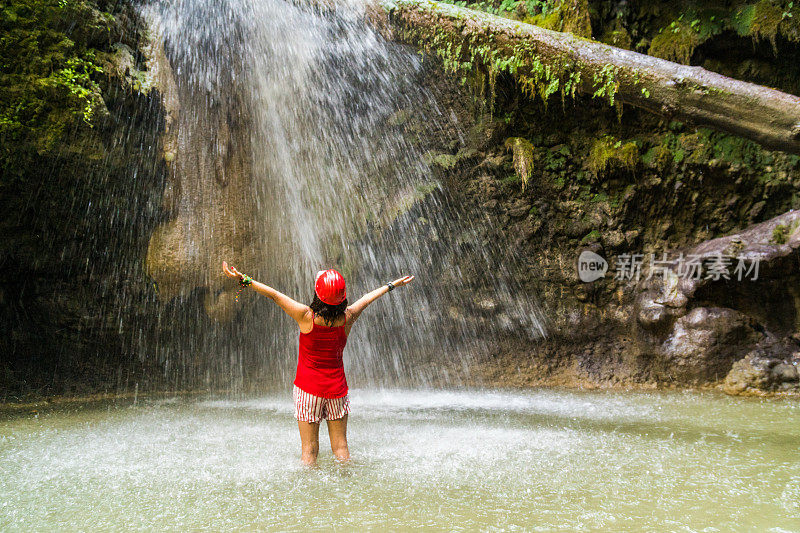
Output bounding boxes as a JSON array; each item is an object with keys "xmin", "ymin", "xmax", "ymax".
[{"xmin": 293, "ymin": 385, "xmax": 350, "ymax": 423}]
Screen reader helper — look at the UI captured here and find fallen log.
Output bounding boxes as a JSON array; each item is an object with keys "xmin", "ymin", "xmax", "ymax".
[{"xmin": 369, "ymin": 0, "xmax": 800, "ymax": 155}]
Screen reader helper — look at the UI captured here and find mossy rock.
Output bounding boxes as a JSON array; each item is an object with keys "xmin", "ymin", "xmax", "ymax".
[
  {"xmin": 747, "ymin": 0, "xmax": 800, "ymax": 48},
  {"xmin": 579, "ymin": 229, "xmax": 602, "ymax": 245},
  {"xmin": 642, "ymin": 145, "xmax": 673, "ymax": 170},
  {"xmin": 648, "ymin": 18, "xmax": 703, "ymax": 65},
  {"xmin": 426, "ymin": 147, "xmax": 480, "ymax": 171},
  {"xmin": 524, "ymin": 0, "xmax": 591, "ymax": 38},
  {"xmin": 588, "ymin": 135, "xmax": 640, "ymax": 176},
  {"xmin": 600, "ymin": 26, "xmax": 633, "ymax": 50}
]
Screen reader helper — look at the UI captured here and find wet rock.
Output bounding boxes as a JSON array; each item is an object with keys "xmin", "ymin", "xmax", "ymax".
[
  {"xmin": 771, "ymin": 363, "xmax": 799, "ymax": 383},
  {"xmin": 636, "ymin": 209, "xmax": 800, "ymax": 339},
  {"xmin": 482, "ymin": 199, "xmax": 499, "ymax": 211},
  {"xmin": 722, "ymin": 347, "xmax": 800, "ymax": 395},
  {"xmin": 519, "ymin": 219, "xmax": 542, "ymax": 241},
  {"xmin": 478, "ymin": 154, "xmax": 510, "ymax": 173},
  {"xmin": 624, "ymin": 229, "xmax": 640, "ymax": 245},
  {"xmin": 748, "ymin": 200, "xmax": 766, "ymax": 220},
  {"xmin": 468, "ymin": 118, "xmax": 508, "ymax": 151},
  {"xmin": 636, "ymin": 269, "xmax": 687, "ymax": 329},
  {"xmin": 386, "ymin": 108, "xmax": 411, "ymax": 126},
  {"xmin": 476, "ymin": 298, "xmax": 500, "ymax": 314},
  {"xmin": 659, "ymin": 307, "xmax": 760, "ymax": 383},
  {"xmin": 602, "ymin": 230, "xmax": 626, "ymax": 248},
  {"xmin": 723, "ymin": 353, "xmax": 773, "ymax": 394},
  {"xmin": 508, "ymin": 198, "xmax": 532, "ymax": 218},
  {"xmin": 565, "ymin": 218, "xmax": 594, "ymax": 238}
]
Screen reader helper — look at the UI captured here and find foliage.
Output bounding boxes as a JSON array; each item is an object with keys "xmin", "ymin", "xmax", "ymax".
[
  {"xmin": 504, "ymin": 136, "xmax": 535, "ymax": 190},
  {"xmin": 591, "ymin": 64, "xmax": 619, "ymax": 106},
  {"xmin": 648, "ymin": 16, "xmax": 704, "ymax": 64},
  {"xmin": 448, "ymin": 0, "xmax": 553, "ymax": 19},
  {"xmin": 398, "ymin": 1, "xmax": 621, "ymax": 112},
  {"xmin": 587, "ymin": 135, "xmax": 639, "ymax": 175},
  {"xmin": 771, "ymin": 223, "xmax": 790, "ymax": 243},
  {"xmin": 0, "ymin": 0, "xmax": 117, "ymax": 174},
  {"xmin": 750, "ymin": 0, "xmax": 800, "ymax": 48}
]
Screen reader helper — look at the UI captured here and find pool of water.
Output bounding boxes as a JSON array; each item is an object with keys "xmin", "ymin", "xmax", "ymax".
[{"xmin": 1, "ymin": 389, "xmax": 798, "ymax": 531}]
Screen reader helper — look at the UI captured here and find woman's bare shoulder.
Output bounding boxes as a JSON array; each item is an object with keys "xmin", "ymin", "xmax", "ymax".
[{"xmin": 298, "ymin": 307, "xmax": 315, "ymax": 333}]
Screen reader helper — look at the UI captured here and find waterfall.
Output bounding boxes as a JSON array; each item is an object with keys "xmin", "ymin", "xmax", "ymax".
[{"xmin": 141, "ymin": 0, "xmax": 545, "ymax": 391}]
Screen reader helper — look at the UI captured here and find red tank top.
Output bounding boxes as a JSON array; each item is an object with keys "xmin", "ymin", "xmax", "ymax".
[{"xmin": 293, "ymin": 314, "xmax": 348, "ymax": 398}]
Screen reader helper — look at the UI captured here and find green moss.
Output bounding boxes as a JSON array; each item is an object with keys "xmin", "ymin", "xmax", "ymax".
[
  {"xmin": 580, "ymin": 229, "xmax": 601, "ymax": 244},
  {"xmin": 525, "ymin": 0, "xmax": 591, "ymax": 37},
  {"xmin": 770, "ymin": 220, "xmax": 799, "ymax": 244},
  {"xmin": 500, "ymin": 173, "xmax": 522, "ymax": 186},
  {"xmin": 732, "ymin": 4, "xmax": 757, "ymax": 36},
  {"xmin": 747, "ymin": 0, "xmax": 800, "ymax": 47},
  {"xmin": 525, "ymin": 10, "xmax": 562, "ymax": 31},
  {"xmin": 750, "ymin": 0, "xmax": 784, "ymax": 48},
  {"xmin": 600, "ymin": 25, "xmax": 633, "ymax": 50},
  {"xmin": 560, "ymin": 0, "xmax": 591, "ymax": 37},
  {"xmin": 648, "ymin": 17, "xmax": 703, "ymax": 64},
  {"xmin": 771, "ymin": 223, "xmax": 790, "ymax": 244},
  {"xmin": 504, "ymin": 136, "xmax": 535, "ymax": 190},
  {"xmin": 588, "ymin": 135, "xmax": 639, "ymax": 175},
  {"xmin": 0, "ymin": 0, "xmax": 119, "ymax": 177},
  {"xmin": 692, "ymin": 128, "xmax": 770, "ymax": 168},
  {"xmin": 642, "ymin": 145, "xmax": 673, "ymax": 169},
  {"xmin": 431, "ymin": 152, "xmax": 460, "ymax": 170},
  {"xmin": 396, "ymin": 1, "xmax": 617, "ymax": 110}
]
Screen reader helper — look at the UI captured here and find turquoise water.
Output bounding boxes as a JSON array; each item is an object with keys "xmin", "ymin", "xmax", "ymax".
[{"xmin": 1, "ymin": 389, "xmax": 798, "ymax": 531}]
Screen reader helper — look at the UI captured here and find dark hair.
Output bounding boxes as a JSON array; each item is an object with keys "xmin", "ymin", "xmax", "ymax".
[{"xmin": 309, "ymin": 294, "xmax": 348, "ymax": 326}]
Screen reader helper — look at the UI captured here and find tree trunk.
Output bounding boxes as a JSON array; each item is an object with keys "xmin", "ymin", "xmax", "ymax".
[{"xmin": 369, "ymin": 0, "xmax": 800, "ymax": 155}]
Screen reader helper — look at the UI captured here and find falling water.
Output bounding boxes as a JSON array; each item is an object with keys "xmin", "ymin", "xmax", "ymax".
[{"xmin": 140, "ymin": 0, "xmax": 545, "ymax": 391}]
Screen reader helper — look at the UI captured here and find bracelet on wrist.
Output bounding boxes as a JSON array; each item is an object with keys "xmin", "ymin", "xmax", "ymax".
[
  {"xmin": 235, "ymin": 275, "xmax": 253, "ymax": 302},
  {"xmin": 387, "ymin": 282, "xmax": 395, "ymax": 292}
]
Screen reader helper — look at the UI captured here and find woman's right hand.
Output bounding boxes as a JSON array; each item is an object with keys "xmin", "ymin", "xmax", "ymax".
[
  {"xmin": 222, "ymin": 261, "xmax": 244, "ymax": 280},
  {"xmin": 391, "ymin": 275, "xmax": 415, "ymax": 288}
]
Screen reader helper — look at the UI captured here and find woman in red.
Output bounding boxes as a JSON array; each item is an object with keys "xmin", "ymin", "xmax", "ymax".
[{"xmin": 222, "ymin": 261, "xmax": 414, "ymax": 465}]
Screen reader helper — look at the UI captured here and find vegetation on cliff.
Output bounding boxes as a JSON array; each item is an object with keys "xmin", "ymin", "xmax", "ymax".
[
  {"xmin": 2, "ymin": 0, "xmax": 799, "ymax": 397},
  {"xmin": 0, "ymin": 0, "xmax": 165, "ymax": 398},
  {"xmin": 378, "ymin": 0, "xmax": 800, "ymax": 156},
  {"xmin": 392, "ymin": 0, "xmax": 800, "ymax": 392}
]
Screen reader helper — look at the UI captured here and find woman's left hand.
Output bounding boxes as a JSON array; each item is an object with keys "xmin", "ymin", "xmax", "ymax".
[{"xmin": 390, "ymin": 275, "xmax": 415, "ymax": 288}]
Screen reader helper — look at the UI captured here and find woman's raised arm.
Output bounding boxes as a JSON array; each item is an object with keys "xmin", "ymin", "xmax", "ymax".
[
  {"xmin": 223, "ymin": 261, "xmax": 311, "ymax": 327},
  {"xmin": 345, "ymin": 275, "xmax": 414, "ymax": 334}
]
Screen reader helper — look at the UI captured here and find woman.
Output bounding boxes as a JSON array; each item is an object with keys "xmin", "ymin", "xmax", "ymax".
[{"xmin": 222, "ymin": 261, "xmax": 414, "ymax": 465}]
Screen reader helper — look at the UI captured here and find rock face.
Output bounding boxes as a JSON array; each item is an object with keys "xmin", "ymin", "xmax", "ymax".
[
  {"xmin": 3, "ymin": 0, "xmax": 800, "ymax": 399},
  {"xmin": 631, "ymin": 210, "xmax": 800, "ymax": 392},
  {"xmin": 0, "ymin": 0, "xmax": 172, "ymax": 398},
  {"xmin": 656, "ymin": 307, "xmax": 760, "ymax": 383},
  {"xmin": 141, "ymin": 8, "xmax": 261, "ymax": 322},
  {"xmin": 724, "ymin": 350, "xmax": 800, "ymax": 395},
  {"xmin": 405, "ymin": 51, "xmax": 800, "ymax": 396},
  {"xmin": 629, "ymin": 210, "xmax": 800, "ymax": 391}
]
